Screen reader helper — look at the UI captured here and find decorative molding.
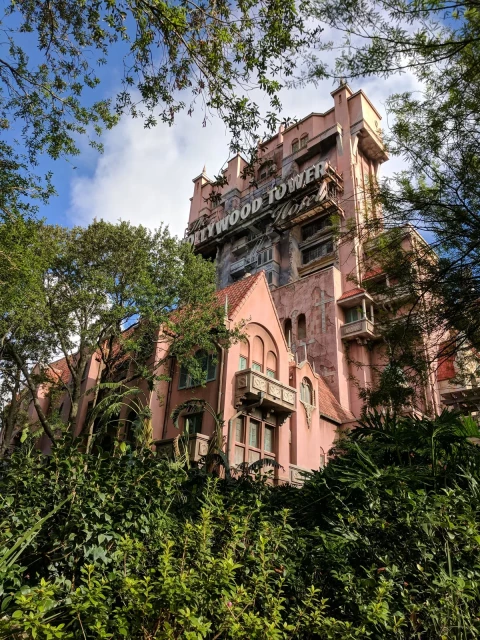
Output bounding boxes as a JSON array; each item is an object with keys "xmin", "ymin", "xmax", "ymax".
[
  {"xmin": 253, "ymin": 376, "xmax": 267, "ymax": 392},
  {"xmin": 269, "ymin": 383, "xmax": 282, "ymax": 398},
  {"xmin": 301, "ymin": 401, "xmax": 315, "ymax": 427},
  {"xmin": 282, "ymin": 389, "xmax": 295, "ymax": 404},
  {"xmin": 237, "ymin": 375, "xmax": 248, "ymax": 388}
]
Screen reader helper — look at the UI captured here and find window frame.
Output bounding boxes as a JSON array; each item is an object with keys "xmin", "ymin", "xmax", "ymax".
[
  {"xmin": 302, "ymin": 238, "xmax": 334, "ymax": 265},
  {"xmin": 234, "ymin": 415, "xmax": 277, "ymax": 468},
  {"xmin": 184, "ymin": 412, "xmax": 203, "ymax": 436},
  {"xmin": 300, "ymin": 377, "xmax": 314, "ymax": 406},
  {"xmin": 178, "ymin": 350, "xmax": 217, "ymax": 390}
]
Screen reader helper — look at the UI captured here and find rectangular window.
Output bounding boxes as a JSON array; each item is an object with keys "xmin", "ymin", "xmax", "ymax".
[
  {"xmin": 345, "ymin": 308, "xmax": 362, "ymax": 323},
  {"xmin": 301, "ymin": 216, "xmax": 331, "ymax": 241},
  {"xmin": 249, "ymin": 419, "xmax": 260, "ymax": 448},
  {"xmin": 266, "ymin": 369, "xmax": 276, "ymax": 379},
  {"xmin": 239, "ymin": 355, "xmax": 247, "ymax": 371},
  {"xmin": 185, "ymin": 413, "xmax": 203, "ymax": 436},
  {"xmin": 178, "ymin": 352, "xmax": 217, "ymax": 389},
  {"xmin": 292, "ymin": 140, "xmax": 299, "ymax": 154},
  {"xmin": 252, "ymin": 362, "xmax": 262, "ymax": 372},
  {"xmin": 235, "ymin": 416, "xmax": 245, "ymax": 443},
  {"xmin": 264, "ymin": 426, "xmax": 274, "ymax": 453},
  {"xmin": 235, "ymin": 445, "xmax": 245, "ymax": 465},
  {"xmin": 248, "ymin": 449, "xmax": 261, "ymax": 465},
  {"xmin": 266, "ymin": 271, "xmax": 273, "ymax": 285},
  {"xmin": 302, "ymin": 239, "xmax": 334, "ymax": 265},
  {"xmin": 300, "ymin": 135, "xmax": 309, "ymax": 148}
]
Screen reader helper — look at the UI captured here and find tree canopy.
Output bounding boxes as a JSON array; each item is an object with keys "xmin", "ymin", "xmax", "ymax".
[{"xmin": 0, "ymin": 218, "xmax": 238, "ymax": 453}]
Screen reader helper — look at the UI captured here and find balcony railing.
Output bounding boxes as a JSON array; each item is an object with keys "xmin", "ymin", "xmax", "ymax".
[
  {"xmin": 235, "ymin": 369, "xmax": 296, "ymax": 414},
  {"xmin": 341, "ymin": 318, "xmax": 377, "ymax": 341},
  {"xmin": 155, "ymin": 433, "xmax": 210, "ymax": 463},
  {"xmin": 289, "ymin": 464, "xmax": 312, "ymax": 486}
]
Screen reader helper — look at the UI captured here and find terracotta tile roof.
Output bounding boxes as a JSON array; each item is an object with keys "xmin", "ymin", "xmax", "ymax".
[
  {"xmin": 47, "ymin": 356, "xmax": 71, "ymax": 385},
  {"xmin": 338, "ymin": 287, "xmax": 365, "ymax": 301},
  {"xmin": 317, "ymin": 376, "xmax": 355, "ymax": 424},
  {"xmin": 363, "ymin": 268, "xmax": 384, "ymax": 280},
  {"xmin": 215, "ymin": 272, "xmax": 264, "ymax": 318}
]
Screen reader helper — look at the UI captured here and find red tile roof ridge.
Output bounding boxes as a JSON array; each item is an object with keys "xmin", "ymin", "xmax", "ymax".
[
  {"xmin": 215, "ymin": 272, "xmax": 264, "ymax": 319},
  {"xmin": 338, "ymin": 287, "xmax": 365, "ymax": 301}
]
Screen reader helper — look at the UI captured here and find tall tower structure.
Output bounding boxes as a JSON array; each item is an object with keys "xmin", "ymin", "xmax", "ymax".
[{"xmin": 186, "ymin": 84, "xmax": 388, "ymax": 417}]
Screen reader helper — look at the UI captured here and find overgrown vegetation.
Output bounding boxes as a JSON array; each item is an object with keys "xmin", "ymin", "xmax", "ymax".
[{"xmin": 1, "ymin": 410, "xmax": 480, "ymax": 638}]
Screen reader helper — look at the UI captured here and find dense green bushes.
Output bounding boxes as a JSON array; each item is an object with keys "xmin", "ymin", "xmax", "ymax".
[{"xmin": 2, "ymin": 411, "xmax": 480, "ymax": 638}]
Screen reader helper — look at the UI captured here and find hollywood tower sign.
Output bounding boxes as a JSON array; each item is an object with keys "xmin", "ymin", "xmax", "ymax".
[{"xmin": 186, "ymin": 161, "xmax": 342, "ymax": 247}]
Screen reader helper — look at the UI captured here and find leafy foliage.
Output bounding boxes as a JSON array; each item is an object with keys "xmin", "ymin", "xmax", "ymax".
[{"xmin": 2, "ymin": 411, "xmax": 480, "ymax": 637}]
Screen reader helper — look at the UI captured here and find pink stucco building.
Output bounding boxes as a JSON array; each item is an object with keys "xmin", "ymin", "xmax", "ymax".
[{"xmin": 23, "ymin": 83, "xmax": 472, "ymax": 483}]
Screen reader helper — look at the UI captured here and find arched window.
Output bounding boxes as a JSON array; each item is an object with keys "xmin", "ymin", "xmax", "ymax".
[
  {"xmin": 284, "ymin": 319, "xmax": 292, "ymax": 348},
  {"xmin": 300, "ymin": 133, "xmax": 309, "ymax": 148},
  {"xmin": 292, "ymin": 139, "xmax": 299, "ymax": 154},
  {"xmin": 300, "ymin": 378, "xmax": 314, "ymax": 405},
  {"xmin": 266, "ymin": 351, "xmax": 277, "ymax": 379},
  {"xmin": 252, "ymin": 336, "xmax": 264, "ymax": 372},
  {"xmin": 297, "ymin": 314, "xmax": 306, "ymax": 341},
  {"xmin": 179, "ymin": 350, "xmax": 217, "ymax": 389}
]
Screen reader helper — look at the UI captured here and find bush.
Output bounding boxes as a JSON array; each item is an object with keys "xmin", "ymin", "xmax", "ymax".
[{"xmin": 1, "ymin": 411, "xmax": 480, "ymax": 638}]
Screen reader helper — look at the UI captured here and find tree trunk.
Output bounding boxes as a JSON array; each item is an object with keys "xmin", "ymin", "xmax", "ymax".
[
  {"xmin": 9, "ymin": 346, "xmax": 56, "ymax": 446},
  {"xmin": 0, "ymin": 367, "xmax": 21, "ymax": 457}
]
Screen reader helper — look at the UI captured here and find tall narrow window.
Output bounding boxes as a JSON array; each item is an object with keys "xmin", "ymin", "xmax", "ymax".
[
  {"xmin": 185, "ymin": 413, "xmax": 203, "ymax": 435},
  {"xmin": 249, "ymin": 419, "xmax": 260, "ymax": 448},
  {"xmin": 235, "ymin": 416, "xmax": 245, "ymax": 442},
  {"xmin": 292, "ymin": 139, "xmax": 299, "ymax": 153},
  {"xmin": 267, "ymin": 351, "xmax": 277, "ymax": 379},
  {"xmin": 284, "ymin": 319, "xmax": 292, "ymax": 348},
  {"xmin": 300, "ymin": 378, "xmax": 314, "ymax": 405},
  {"xmin": 300, "ymin": 133, "xmax": 309, "ymax": 148},
  {"xmin": 297, "ymin": 314, "xmax": 306, "ymax": 341},
  {"xmin": 264, "ymin": 426, "xmax": 274, "ymax": 453},
  {"xmin": 239, "ymin": 355, "xmax": 247, "ymax": 370}
]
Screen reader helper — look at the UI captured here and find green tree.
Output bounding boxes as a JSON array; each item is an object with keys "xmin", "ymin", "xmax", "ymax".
[
  {"xmin": 0, "ymin": 219, "xmax": 238, "ymax": 452},
  {"xmin": 1, "ymin": 0, "xmax": 315, "ymax": 174}
]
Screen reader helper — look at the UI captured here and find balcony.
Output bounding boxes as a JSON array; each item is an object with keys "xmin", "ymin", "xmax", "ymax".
[
  {"xmin": 155, "ymin": 433, "xmax": 210, "ymax": 463},
  {"xmin": 230, "ymin": 257, "xmax": 247, "ymax": 276},
  {"xmin": 234, "ymin": 369, "xmax": 296, "ymax": 414},
  {"xmin": 289, "ymin": 464, "xmax": 312, "ymax": 486},
  {"xmin": 341, "ymin": 318, "xmax": 377, "ymax": 341}
]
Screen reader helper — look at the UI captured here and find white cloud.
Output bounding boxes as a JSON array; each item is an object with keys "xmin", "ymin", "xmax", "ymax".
[
  {"xmin": 69, "ymin": 111, "xmax": 231, "ymax": 237},
  {"xmin": 69, "ymin": 68, "xmax": 421, "ymax": 237}
]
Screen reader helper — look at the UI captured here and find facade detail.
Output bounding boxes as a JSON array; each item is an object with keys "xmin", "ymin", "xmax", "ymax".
[{"xmin": 20, "ymin": 83, "xmax": 480, "ymax": 483}]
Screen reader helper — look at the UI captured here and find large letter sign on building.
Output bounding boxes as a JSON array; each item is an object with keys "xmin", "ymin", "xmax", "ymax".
[{"xmin": 187, "ymin": 161, "xmax": 329, "ymax": 245}]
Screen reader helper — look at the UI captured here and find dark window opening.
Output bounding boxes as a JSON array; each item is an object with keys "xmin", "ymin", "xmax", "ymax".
[
  {"xmin": 302, "ymin": 239, "xmax": 334, "ymax": 264},
  {"xmin": 301, "ymin": 216, "xmax": 332, "ymax": 241},
  {"xmin": 297, "ymin": 314, "xmax": 306, "ymax": 341},
  {"xmin": 284, "ymin": 319, "xmax": 292, "ymax": 348}
]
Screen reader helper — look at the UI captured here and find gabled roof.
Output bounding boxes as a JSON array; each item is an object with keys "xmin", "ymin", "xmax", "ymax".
[
  {"xmin": 215, "ymin": 272, "xmax": 264, "ymax": 319},
  {"xmin": 317, "ymin": 376, "xmax": 355, "ymax": 424},
  {"xmin": 294, "ymin": 359, "xmax": 355, "ymax": 425}
]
